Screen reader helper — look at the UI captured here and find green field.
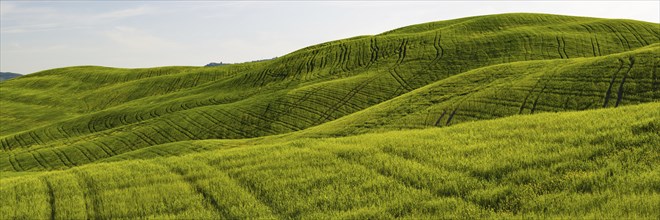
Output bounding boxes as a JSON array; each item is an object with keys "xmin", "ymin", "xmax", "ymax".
[{"xmin": 1, "ymin": 13, "xmax": 659, "ymax": 219}]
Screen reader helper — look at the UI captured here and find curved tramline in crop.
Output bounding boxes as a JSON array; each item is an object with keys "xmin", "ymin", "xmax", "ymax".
[
  {"xmin": 653, "ymin": 61, "xmax": 658, "ymax": 97},
  {"xmin": 161, "ymin": 118, "xmax": 198, "ymax": 140},
  {"xmin": 529, "ymin": 84, "xmax": 548, "ymax": 114},
  {"xmin": 8, "ymin": 153, "xmax": 24, "ymax": 171},
  {"xmin": 316, "ymin": 78, "xmax": 374, "ymax": 123},
  {"xmin": 368, "ymin": 37, "xmax": 380, "ymax": 67},
  {"xmin": 602, "ymin": 59, "xmax": 626, "ymax": 107},
  {"xmin": 431, "ymin": 32, "xmax": 445, "ymax": 65},
  {"xmin": 433, "ymin": 110, "xmax": 448, "ymax": 127},
  {"xmin": 340, "ymin": 44, "xmax": 352, "ymax": 72},
  {"xmin": 42, "ymin": 178, "xmax": 56, "ymax": 220},
  {"xmin": 520, "ymin": 33, "xmax": 532, "ymax": 61},
  {"xmin": 25, "ymin": 151, "xmax": 47, "ymax": 170},
  {"xmin": 555, "ymin": 36, "xmax": 569, "ymax": 59},
  {"xmin": 602, "ymin": 23, "xmax": 632, "ymax": 51},
  {"xmin": 195, "ymin": 109, "xmax": 260, "ymax": 137},
  {"xmin": 159, "ymin": 162, "xmax": 230, "ymax": 218},
  {"xmin": 621, "ymin": 23, "xmax": 649, "ymax": 46},
  {"xmin": 389, "ymin": 39, "xmax": 414, "ymax": 92},
  {"xmin": 71, "ymin": 169, "xmax": 103, "ymax": 219},
  {"xmin": 518, "ymin": 80, "xmax": 542, "ymax": 114},
  {"xmin": 235, "ymin": 107, "xmax": 300, "ymax": 132},
  {"xmin": 615, "ymin": 56, "xmax": 635, "ymax": 107},
  {"xmin": 72, "ymin": 144, "xmax": 96, "ymax": 162},
  {"xmin": 312, "ymin": 86, "xmax": 368, "ymax": 110}
]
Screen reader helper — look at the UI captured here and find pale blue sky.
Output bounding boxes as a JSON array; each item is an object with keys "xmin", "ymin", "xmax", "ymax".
[{"xmin": 1, "ymin": 1, "xmax": 658, "ymax": 74}]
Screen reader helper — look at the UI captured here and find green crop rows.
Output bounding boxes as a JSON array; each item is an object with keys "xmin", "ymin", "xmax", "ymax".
[{"xmin": 1, "ymin": 13, "xmax": 659, "ymax": 219}]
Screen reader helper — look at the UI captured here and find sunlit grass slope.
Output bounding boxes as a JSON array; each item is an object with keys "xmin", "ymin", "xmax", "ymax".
[
  {"xmin": 0, "ymin": 13, "xmax": 659, "ymax": 218},
  {"xmin": 1, "ymin": 14, "xmax": 659, "ymax": 173},
  {"xmin": 1, "ymin": 103, "xmax": 658, "ymax": 219},
  {"xmin": 301, "ymin": 43, "xmax": 659, "ymax": 136}
]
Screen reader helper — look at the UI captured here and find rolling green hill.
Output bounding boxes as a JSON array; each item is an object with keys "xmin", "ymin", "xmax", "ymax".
[
  {"xmin": 1, "ymin": 103, "xmax": 658, "ymax": 219},
  {"xmin": 1, "ymin": 13, "xmax": 659, "ymax": 219}
]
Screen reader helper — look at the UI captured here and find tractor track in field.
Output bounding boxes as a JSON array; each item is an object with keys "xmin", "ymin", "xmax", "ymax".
[
  {"xmin": 530, "ymin": 85, "xmax": 548, "ymax": 114},
  {"xmin": 96, "ymin": 141, "xmax": 118, "ymax": 157},
  {"xmin": 581, "ymin": 24, "xmax": 600, "ymax": 57},
  {"xmin": 445, "ymin": 108, "xmax": 459, "ymax": 126},
  {"xmin": 621, "ymin": 23, "xmax": 649, "ymax": 46},
  {"xmin": 133, "ymin": 130, "xmax": 159, "ymax": 146},
  {"xmin": 594, "ymin": 35, "xmax": 602, "ymax": 56},
  {"xmin": 73, "ymin": 145, "xmax": 96, "ymax": 162},
  {"xmin": 519, "ymin": 80, "xmax": 541, "ymax": 114},
  {"xmin": 29, "ymin": 151, "xmax": 49, "ymax": 169},
  {"xmin": 431, "ymin": 32, "xmax": 445, "ymax": 65},
  {"xmin": 444, "ymin": 90, "xmax": 482, "ymax": 126},
  {"xmin": 27, "ymin": 131, "xmax": 45, "ymax": 146},
  {"xmin": 72, "ymin": 169, "xmax": 102, "ymax": 220},
  {"xmin": 149, "ymin": 125, "xmax": 178, "ymax": 143},
  {"xmin": 602, "ymin": 23, "xmax": 632, "ymax": 51},
  {"xmin": 555, "ymin": 37, "xmax": 564, "ymax": 59},
  {"xmin": 522, "ymin": 33, "xmax": 532, "ymax": 61},
  {"xmin": 162, "ymin": 119, "xmax": 197, "ymax": 140},
  {"xmin": 252, "ymin": 69, "xmax": 270, "ymax": 86},
  {"xmin": 434, "ymin": 110, "xmax": 448, "ymax": 127},
  {"xmin": 200, "ymin": 110, "xmax": 242, "ymax": 137},
  {"xmin": 43, "ymin": 178, "xmax": 57, "ymax": 220},
  {"xmin": 202, "ymin": 161, "xmax": 283, "ymax": 219},
  {"xmin": 9, "ymin": 153, "xmax": 24, "ymax": 171},
  {"xmin": 235, "ymin": 108, "xmax": 299, "ymax": 132},
  {"xmin": 590, "ymin": 38, "xmax": 598, "ymax": 57},
  {"xmin": 276, "ymin": 101, "xmax": 327, "ymax": 125},
  {"xmin": 341, "ymin": 44, "xmax": 352, "ymax": 72},
  {"xmin": 211, "ymin": 109, "xmax": 254, "ymax": 138},
  {"xmin": 316, "ymin": 79, "xmax": 373, "ymax": 123},
  {"xmin": 378, "ymin": 146, "xmax": 469, "ymax": 197},
  {"xmin": 615, "ymin": 56, "xmax": 635, "ymax": 107},
  {"xmin": 368, "ymin": 38, "xmax": 380, "ymax": 67},
  {"xmin": 333, "ymin": 44, "xmax": 344, "ymax": 72},
  {"xmin": 555, "ymin": 36, "xmax": 569, "ymax": 59},
  {"xmin": 652, "ymin": 60, "xmax": 658, "ymax": 97},
  {"xmin": 39, "ymin": 128, "xmax": 58, "ymax": 145},
  {"xmin": 0, "ymin": 138, "xmax": 10, "ymax": 151},
  {"xmin": 313, "ymin": 87, "xmax": 365, "ymax": 110},
  {"xmin": 278, "ymin": 91, "xmax": 345, "ymax": 119},
  {"xmin": 603, "ymin": 59, "xmax": 626, "ymax": 107},
  {"xmin": 389, "ymin": 39, "xmax": 414, "ymax": 92},
  {"xmin": 52, "ymin": 148, "xmax": 74, "ymax": 168},
  {"xmin": 15, "ymin": 132, "xmax": 35, "ymax": 146},
  {"xmin": 316, "ymin": 147, "xmax": 430, "ymax": 199},
  {"xmin": 175, "ymin": 114, "xmax": 210, "ymax": 138},
  {"xmin": 114, "ymin": 136, "xmax": 136, "ymax": 152},
  {"xmin": 90, "ymin": 141, "xmax": 112, "ymax": 158}
]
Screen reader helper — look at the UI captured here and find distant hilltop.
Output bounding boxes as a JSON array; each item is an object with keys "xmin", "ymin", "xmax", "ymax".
[
  {"xmin": 0, "ymin": 72, "xmax": 21, "ymax": 81},
  {"xmin": 204, "ymin": 58, "xmax": 277, "ymax": 67},
  {"xmin": 204, "ymin": 62, "xmax": 229, "ymax": 67}
]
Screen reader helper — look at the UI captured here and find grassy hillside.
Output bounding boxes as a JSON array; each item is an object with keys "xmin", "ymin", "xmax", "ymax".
[
  {"xmin": 0, "ymin": 13, "xmax": 659, "ymax": 218},
  {"xmin": 1, "ymin": 14, "xmax": 659, "ymax": 172},
  {"xmin": 1, "ymin": 103, "xmax": 658, "ymax": 219},
  {"xmin": 300, "ymin": 43, "xmax": 659, "ymax": 137}
]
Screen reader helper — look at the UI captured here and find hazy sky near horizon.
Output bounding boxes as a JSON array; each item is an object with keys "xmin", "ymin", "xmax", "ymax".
[{"xmin": 1, "ymin": 1, "xmax": 658, "ymax": 74}]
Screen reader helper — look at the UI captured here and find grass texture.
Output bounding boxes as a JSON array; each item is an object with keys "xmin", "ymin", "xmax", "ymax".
[
  {"xmin": 1, "ymin": 103, "xmax": 658, "ymax": 219},
  {"xmin": 0, "ymin": 13, "xmax": 659, "ymax": 219}
]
